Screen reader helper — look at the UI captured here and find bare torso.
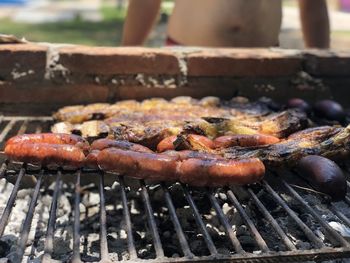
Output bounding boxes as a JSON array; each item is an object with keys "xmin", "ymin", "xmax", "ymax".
[{"xmin": 167, "ymin": 0, "xmax": 282, "ymax": 47}]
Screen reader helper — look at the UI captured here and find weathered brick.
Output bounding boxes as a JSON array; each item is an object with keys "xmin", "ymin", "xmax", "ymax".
[
  {"xmin": 303, "ymin": 50, "xmax": 350, "ymax": 77},
  {"xmin": 0, "ymin": 82, "xmax": 109, "ymax": 104},
  {"xmin": 186, "ymin": 48, "xmax": 303, "ymax": 77},
  {"xmin": 57, "ymin": 46, "xmax": 181, "ymax": 75},
  {"xmin": 0, "ymin": 43, "xmax": 47, "ymax": 81}
]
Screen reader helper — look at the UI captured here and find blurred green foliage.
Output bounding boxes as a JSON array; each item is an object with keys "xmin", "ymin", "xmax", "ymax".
[{"xmin": 0, "ymin": 6, "xmax": 127, "ymax": 46}]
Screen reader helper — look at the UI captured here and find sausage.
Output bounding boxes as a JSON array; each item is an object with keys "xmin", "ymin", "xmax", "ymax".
[
  {"xmin": 296, "ymin": 155, "xmax": 346, "ymax": 201},
  {"xmin": 163, "ymin": 150, "xmax": 226, "ymax": 161},
  {"xmin": 213, "ymin": 134, "xmax": 280, "ymax": 149},
  {"xmin": 5, "ymin": 143, "xmax": 85, "ymax": 169},
  {"xmin": 97, "ymin": 148, "xmax": 265, "ymax": 186},
  {"xmin": 185, "ymin": 134, "xmax": 215, "ymax": 150},
  {"xmin": 178, "ymin": 158, "xmax": 265, "ymax": 187},
  {"xmin": 85, "ymin": 150, "xmax": 100, "ymax": 169},
  {"xmin": 6, "ymin": 133, "xmax": 90, "ymax": 153},
  {"xmin": 157, "ymin": 135, "xmax": 177, "ymax": 152},
  {"xmin": 91, "ymin": 138, "xmax": 153, "ymax": 153},
  {"xmin": 157, "ymin": 134, "xmax": 214, "ymax": 152},
  {"xmin": 97, "ymin": 148, "xmax": 179, "ymax": 181}
]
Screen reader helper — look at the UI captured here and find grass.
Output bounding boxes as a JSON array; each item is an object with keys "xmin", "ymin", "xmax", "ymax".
[{"xmin": 0, "ymin": 5, "xmax": 127, "ymax": 46}]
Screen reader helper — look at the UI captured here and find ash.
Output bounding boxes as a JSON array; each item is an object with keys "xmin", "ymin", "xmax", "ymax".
[{"xmin": 0, "ymin": 173, "xmax": 350, "ymax": 262}]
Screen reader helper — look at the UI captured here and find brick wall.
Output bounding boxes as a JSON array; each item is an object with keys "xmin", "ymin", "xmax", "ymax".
[{"xmin": 0, "ymin": 43, "xmax": 349, "ymax": 115}]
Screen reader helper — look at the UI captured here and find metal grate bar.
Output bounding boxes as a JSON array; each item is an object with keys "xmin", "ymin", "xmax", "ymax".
[
  {"xmin": 0, "ymin": 167, "xmax": 25, "ymax": 236},
  {"xmin": 162, "ymin": 184, "xmax": 193, "ymax": 258},
  {"xmin": 98, "ymin": 172, "xmax": 109, "ymax": 261},
  {"xmin": 16, "ymin": 170, "xmax": 43, "ymax": 262},
  {"xmin": 0, "ymin": 119, "xmax": 16, "ymax": 143},
  {"xmin": 330, "ymin": 204, "xmax": 350, "ymax": 229},
  {"xmin": 207, "ymin": 190, "xmax": 244, "ymax": 253},
  {"xmin": 0, "ymin": 162, "xmax": 8, "ymax": 178},
  {"xmin": 72, "ymin": 170, "xmax": 82, "ymax": 263},
  {"xmin": 181, "ymin": 185, "xmax": 217, "ymax": 256},
  {"xmin": 43, "ymin": 171, "xmax": 62, "ymax": 262},
  {"xmin": 247, "ymin": 188, "xmax": 296, "ymax": 251},
  {"xmin": 262, "ymin": 180, "xmax": 325, "ymax": 248},
  {"xmin": 118, "ymin": 176, "xmax": 138, "ymax": 260},
  {"xmin": 140, "ymin": 180, "xmax": 164, "ymax": 258},
  {"xmin": 2, "ymin": 116, "xmax": 52, "ymax": 121},
  {"xmin": 35, "ymin": 125, "xmax": 42, "ymax": 134},
  {"xmin": 17, "ymin": 120, "xmax": 28, "ymax": 136},
  {"xmin": 0, "ymin": 120, "xmax": 28, "ymax": 179},
  {"xmin": 344, "ymin": 196, "xmax": 350, "ymax": 207},
  {"xmin": 227, "ymin": 189, "xmax": 269, "ymax": 252},
  {"xmin": 282, "ymin": 180, "xmax": 350, "ymax": 248}
]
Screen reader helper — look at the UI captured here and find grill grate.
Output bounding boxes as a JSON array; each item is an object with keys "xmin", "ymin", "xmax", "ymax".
[{"xmin": 0, "ymin": 116, "xmax": 350, "ymax": 262}]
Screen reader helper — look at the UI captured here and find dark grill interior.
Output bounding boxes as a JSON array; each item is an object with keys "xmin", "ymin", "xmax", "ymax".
[{"xmin": 1, "ymin": 116, "xmax": 350, "ymax": 262}]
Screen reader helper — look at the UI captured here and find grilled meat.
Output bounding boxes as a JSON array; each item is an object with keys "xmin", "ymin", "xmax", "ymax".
[
  {"xmin": 53, "ymin": 103, "xmax": 110, "ymax": 124},
  {"xmin": 52, "ymin": 97, "xmax": 308, "ymax": 149},
  {"xmin": 96, "ymin": 148, "xmax": 265, "ymax": 186},
  {"xmin": 223, "ymin": 125, "xmax": 350, "ymax": 165},
  {"xmin": 5, "ymin": 123, "xmax": 350, "ymax": 186}
]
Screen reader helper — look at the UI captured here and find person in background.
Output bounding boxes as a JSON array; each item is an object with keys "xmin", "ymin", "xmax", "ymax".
[{"xmin": 121, "ymin": 0, "xmax": 330, "ymax": 48}]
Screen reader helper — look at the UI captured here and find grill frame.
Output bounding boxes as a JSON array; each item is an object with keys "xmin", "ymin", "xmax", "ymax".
[{"xmin": 1, "ymin": 116, "xmax": 350, "ymax": 262}]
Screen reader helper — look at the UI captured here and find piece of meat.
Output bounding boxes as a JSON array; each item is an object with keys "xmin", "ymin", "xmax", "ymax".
[
  {"xmin": 205, "ymin": 109, "xmax": 308, "ymax": 139},
  {"xmin": 53, "ymin": 103, "xmax": 110, "ymax": 124},
  {"xmin": 109, "ymin": 120, "xmax": 183, "ymax": 150},
  {"xmin": 223, "ymin": 125, "xmax": 350, "ymax": 166},
  {"xmin": 91, "ymin": 138, "xmax": 153, "ymax": 152},
  {"xmin": 6, "ymin": 133, "xmax": 90, "ymax": 154},
  {"xmin": 86, "ymin": 138, "xmax": 154, "ymax": 168},
  {"xmin": 51, "ymin": 122, "xmax": 75, "ymax": 134},
  {"xmin": 157, "ymin": 134, "xmax": 215, "ymax": 152},
  {"xmin": 157, "ymin": 135, "xmax": 178, "ymax": 152},
  {"xmin": 176, "ymin": 134, "xmax": 215, "ymax": 151},
  {"xmin": 85, "ymin": 149, "xmax": 100, "ymax": 169},
  {"xmin": 178, "ymin": 158, "xmax": 265, "ymax": 187},
  {"xmin": 163, "ymin": 150, "xmax": 226, "ymax": 160},
  {"xmin": 97, "ymin": 148, "xmax": 180, "ymax": 181},
  {"xmin": 213, "ymin": 134, "xmax": 280, "ymax": 148},
  {"xmin": 80, "ymin": 120, "xmax": 110, "ymax": 138},
  {"xmin": 53, "ymin": 98, "xmax": 308, "ymax": 144},
  {"xmin": 5, "ymin": 143, "xmax": 85, "ymax": 169},
  {"xmin": 97, "ymin": 148, "xmax": 265, "ymax": 186}
]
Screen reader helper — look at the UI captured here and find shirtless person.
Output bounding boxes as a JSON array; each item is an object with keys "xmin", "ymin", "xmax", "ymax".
[{"xmin": 121, "ymin": 0, "xmax": 330, "ymax": 48}]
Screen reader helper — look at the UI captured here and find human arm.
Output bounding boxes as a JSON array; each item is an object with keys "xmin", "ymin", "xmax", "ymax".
[
  {"xmin": 121, "ymin": 0, "xmax": 162, "ymax": 46},
  {"xmin": 298, "ymin": 0, "xmax": 330, "ymax": 48}
]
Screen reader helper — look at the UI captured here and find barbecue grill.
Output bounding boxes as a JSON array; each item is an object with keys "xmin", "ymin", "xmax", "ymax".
[
  {"xmin": 2, "ymin": 118, "xmax": 350, "ymax": 262},
  {"xmin": 1, "ymin": 44, "xmax": 350, "ymax": 262}
]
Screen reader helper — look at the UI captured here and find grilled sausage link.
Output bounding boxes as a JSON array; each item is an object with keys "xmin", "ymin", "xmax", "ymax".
[
  {"xmin": 157, "ymin": 135, "xmax": 178, "ymax": 152},
  {"xmin": 97, "ymin": 148, "xmax": 265, "ymax": 186},
  {"xmin": 85, "ymin": 150, "xmax": 100, "ymax": 168},
  {"xmin": 178, "ymin": 158, "xmax": 265, "ymax": 187},
  {"xmin": 91, "ymin": 138, "xmax": 153, "ymax": 152},
  {"xmin": 97, "ymin": 148, "xmax": 179, "ymax": 181},
  {"xmin": 5, "ymin": 143, "xmax": 85, "ymax": 169},
  {"xmin": 87, "ymin": 138, "xmax": 153, "ymax": 169},
  {"xmin": 157, "ymin": 134, "xmax": 214, "ymax": 152},
  {"xmin": 213, "ymin": 134, "xmax": 280, "ymax": 149},
  {"xmin": 6, "ymin": 133, "xmax": 90, "ymax": 153}
]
